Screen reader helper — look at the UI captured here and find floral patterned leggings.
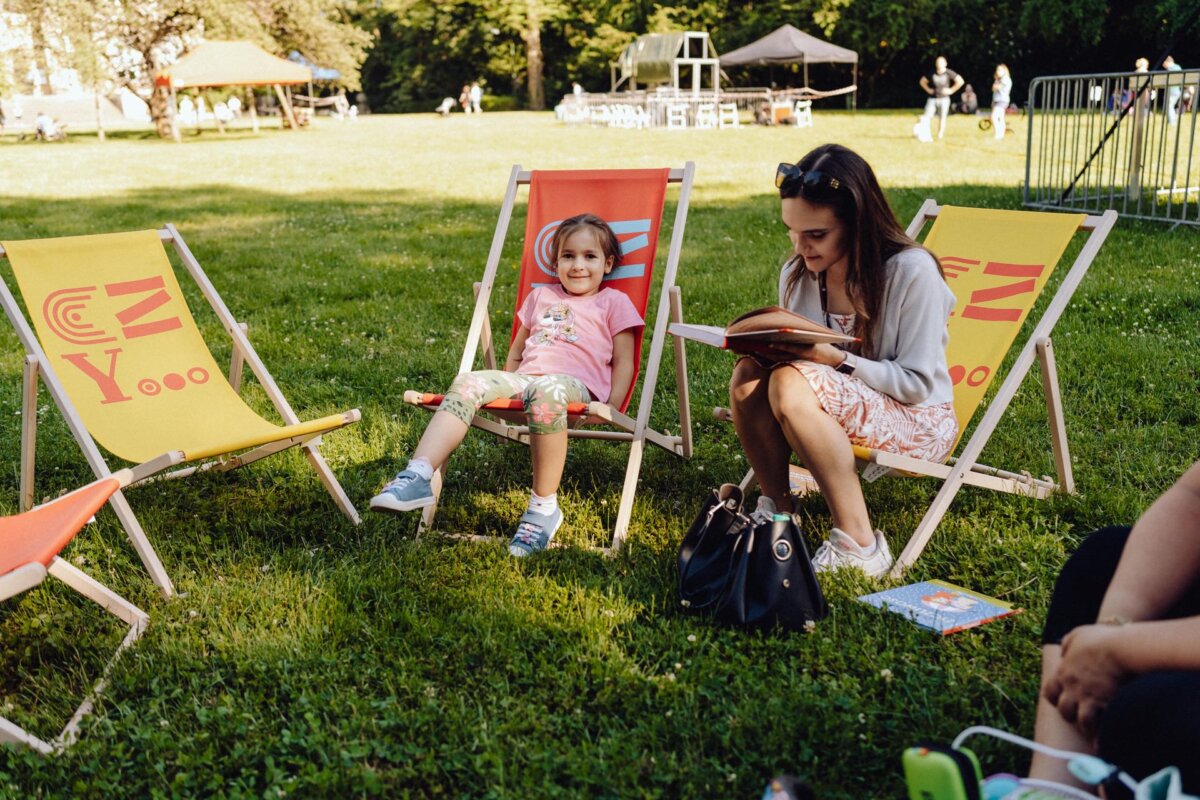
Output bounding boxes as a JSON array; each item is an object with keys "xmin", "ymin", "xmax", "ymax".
[{"xmin": 439, "ymin": 370, "xmax": 591, "ymax": 434}]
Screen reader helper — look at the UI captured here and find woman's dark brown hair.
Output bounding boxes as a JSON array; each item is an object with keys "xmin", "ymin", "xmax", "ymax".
[{"xmin": 780, "ymin": 143, "xmax": 941, "ymax": 358}]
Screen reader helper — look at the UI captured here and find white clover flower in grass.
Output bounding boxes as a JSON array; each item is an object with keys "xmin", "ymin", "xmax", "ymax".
[
  {"xmin": 880, "ymin": 668, "xmax": 894, "ymax": 682},
  {"xmin": 687, "ymin": 634, "xmax": 697, "ymax": 643},
  {"xmin": 803, "ymin": 619, "xmax": 817, "ymax": 633}
]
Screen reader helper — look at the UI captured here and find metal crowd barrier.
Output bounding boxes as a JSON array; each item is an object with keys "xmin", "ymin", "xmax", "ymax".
[{"xmin": 1025, "ymin": 69, "xmax": 1200, "ymax": 226}]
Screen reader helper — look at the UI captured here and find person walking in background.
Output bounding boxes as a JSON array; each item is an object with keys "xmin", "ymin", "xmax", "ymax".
[
  {"xmin": 459, "ymin": 84, "xmax": 471, "ymax": 114},
  {"xmin": 919, "ymin": 56, "xmax": 965, "ymax": 140},
  {"xmin": 469, "ymin": 82, "xmax": 483, "ymax": 114},
  {"xmin": 1162, "ymin": 55, "xmax": 1183, "ymax": 124},
  {"xmin": 991, "ymin": 64, "xmax": 1013, "ymax": 139}
]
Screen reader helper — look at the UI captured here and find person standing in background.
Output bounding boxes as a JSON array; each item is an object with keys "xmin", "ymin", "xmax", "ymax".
[
  {"xmin": 1163, "ymin": 55, "xmax": 1183, "ymax": 125},
  {"xmin": 991, "ymin": 64, "xmax": 1013, "ymax": 139},
  {"xmin": 469, "ymin": 82, "xmax": 483, "ymax": 114}
]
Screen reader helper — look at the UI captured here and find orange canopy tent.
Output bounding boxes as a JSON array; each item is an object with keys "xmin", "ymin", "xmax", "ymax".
[{"xmin": 156, "ymin": 41, "xmax": 313, "ymax": 136}]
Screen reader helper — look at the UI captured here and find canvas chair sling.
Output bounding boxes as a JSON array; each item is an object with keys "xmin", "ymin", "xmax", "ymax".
[
  {"xmin": 0, "ymin": 459, "xmax": 174, "ymax": 754},
  {"xmin": 714, "ymin": 202, "xmax": 1117, "ymax": 575},
  {"xmin": 0, "ymin": 228, "xmax": 362, "ymax": 598},
  {"xmin": 404, "ymin": 164, "xmax": 697, "ymax": 551}
]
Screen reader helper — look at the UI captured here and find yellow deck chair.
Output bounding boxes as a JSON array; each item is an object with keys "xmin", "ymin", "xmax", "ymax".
[
  {"xmin": 403, "ymin": 164, "xmax": 698, "ymax": 552},
  {"xmin": 0, "ymin": 459, "xmax": 174, "ymax": 753},
  {"xmin": 0, "ymin": 228, "xmax": 362, "ymax": 597},
  {"xmin": 711, "ymin": 202, "xmax": 1117, "ymax": 576}
]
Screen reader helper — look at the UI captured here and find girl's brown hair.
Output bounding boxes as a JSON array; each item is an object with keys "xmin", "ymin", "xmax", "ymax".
[
  {"xmin": 551, "ymin": 213, "xmax": 623, "ymax": 268},
  {"xmin": 780, "ymin": 143, "xmax": 942, "ymax": 358}
]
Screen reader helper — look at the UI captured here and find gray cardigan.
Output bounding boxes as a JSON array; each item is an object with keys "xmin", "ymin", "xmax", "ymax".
[{"xmin": 779, "ymin": 248, "xmax": 955, "ymax": 407}]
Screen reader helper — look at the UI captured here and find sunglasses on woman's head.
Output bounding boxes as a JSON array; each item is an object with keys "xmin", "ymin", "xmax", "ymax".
[{"xmin": 775, "ymin": 163, "xmax": 842, "ymax": 196}]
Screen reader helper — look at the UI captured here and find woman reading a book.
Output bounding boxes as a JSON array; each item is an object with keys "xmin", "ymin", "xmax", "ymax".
[
  {"xmin": 1030, "ymin": 459, "xmax": 1200, "ymax": 792},
  {"xmin": 728, "ymin": 143, "xmax": 958, "ymax": 578}
]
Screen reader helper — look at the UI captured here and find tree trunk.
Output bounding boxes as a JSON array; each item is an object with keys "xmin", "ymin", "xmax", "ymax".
[
  {"xmin": 523, "ymin": 4, "xmax": 544, "ymax": 111},
  {"xmin": 151, "ymin": 84, "xmax": 173, "ymax": 138},
  {"xmin": 93, "ymin": 79, "xmax": 105, "ymax": 142}
]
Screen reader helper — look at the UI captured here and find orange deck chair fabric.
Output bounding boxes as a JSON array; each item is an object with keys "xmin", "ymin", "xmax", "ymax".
[{"xmin": 0, "ymin": 478, "xmax": 120, "ymax": 577}]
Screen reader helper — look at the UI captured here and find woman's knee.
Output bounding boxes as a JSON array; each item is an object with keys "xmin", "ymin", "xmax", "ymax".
[
  {"xmin": 730, "ymin": 359, "xmax": 770, "ymax": 406},
  {"xmin": 766, "ymin": 367, "xmax": 822, "ymax": 421}
]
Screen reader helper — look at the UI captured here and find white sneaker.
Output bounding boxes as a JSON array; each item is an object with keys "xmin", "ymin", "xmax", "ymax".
[{"xmin": 812, "ymin": 527, "xmax": 895, "ymax": 578}]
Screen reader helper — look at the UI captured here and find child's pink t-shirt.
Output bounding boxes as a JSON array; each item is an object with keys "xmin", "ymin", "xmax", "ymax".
[{"xmin": 516, "ymin": 285, "xmax": 644, "ymax": 403}]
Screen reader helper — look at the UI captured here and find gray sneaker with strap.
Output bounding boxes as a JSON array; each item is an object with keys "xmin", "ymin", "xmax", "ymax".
[
  {"xmin": 369, "ymin": 469, "xmax": 434, "ymax": 513},
  {"xmin": 508, "ymin": 507, "xmax": 563, "ymax": 557}
]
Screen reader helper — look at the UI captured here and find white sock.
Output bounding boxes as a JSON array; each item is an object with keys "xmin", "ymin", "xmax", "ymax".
[
  {"xmin": 528, "ymin": 491, "xmax": 558, "ymax": 516},
  {"xmin": 853, "ymin": 536, "xmax": 878, "ymax": 556},
  {"xmin": 406, "ymin": 457, "xmax": 434, "ymax": 481}
]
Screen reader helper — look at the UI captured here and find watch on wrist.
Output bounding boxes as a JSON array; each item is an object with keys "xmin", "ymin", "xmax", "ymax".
[{"xmin": 835, "ymin": 352, "xmax": 857, "ymax": 376}]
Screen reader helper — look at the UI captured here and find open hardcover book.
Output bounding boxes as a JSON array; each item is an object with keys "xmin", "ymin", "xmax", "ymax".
[
  {"xmin": 858, "ymin": 580, "xmax": 1022, "ymax": 635},
  {"xmin": 669, "ymin": 306, "xmax": 856, "ymax": 350}
]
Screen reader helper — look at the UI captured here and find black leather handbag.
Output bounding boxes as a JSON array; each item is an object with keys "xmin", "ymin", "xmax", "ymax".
[{"xmin": 678, "ymin": 484, "xmax": 828, "ymax": 631}]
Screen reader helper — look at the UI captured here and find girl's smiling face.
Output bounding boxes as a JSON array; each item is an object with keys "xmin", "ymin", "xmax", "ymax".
[
  {"xmin": 555, "ymin": 227, "xmax": 614, "ymax": 296},
  {"xmin": 781, "ymin": 196, "xmax": 849, "ymax": 277}
]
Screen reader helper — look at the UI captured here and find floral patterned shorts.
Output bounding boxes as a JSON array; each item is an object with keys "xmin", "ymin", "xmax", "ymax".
[
  {"xmin": 785, "ymin": 362, "xmax": 959, "ymax": 463},
  {"xmin": 441, "ymin": 370, "xmax": 591, "ymax": 434}
]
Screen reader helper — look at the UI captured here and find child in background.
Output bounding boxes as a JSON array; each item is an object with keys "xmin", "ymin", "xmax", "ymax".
[
  {"xmin": 991, "ymin": 64, "xmax": 1012, "ymax": 139},
  {"xmin": 371, "ymin": 214, "xmax": 643, "ymax": 556}
]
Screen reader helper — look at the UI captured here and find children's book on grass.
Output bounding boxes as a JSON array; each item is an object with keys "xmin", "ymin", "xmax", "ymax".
[
  {"xmin": 669, "ymin": 306, "xmax": 856, "ymax": 351},
  {"xmin": 858, "ymin": 580, "xmax": 1022, "ymax": 635}
]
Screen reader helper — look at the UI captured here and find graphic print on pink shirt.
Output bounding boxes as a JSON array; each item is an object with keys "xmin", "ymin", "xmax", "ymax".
[{"xmin": 516, "ymin": 285, "xmax": 643, "ymax": 403}]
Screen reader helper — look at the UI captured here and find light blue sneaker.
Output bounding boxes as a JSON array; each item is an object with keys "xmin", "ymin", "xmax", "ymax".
[
  {"xmin": 369, "ymin": 469, "xmax": 434, "ymax": 513},
  {"xmin": 508, "ymin": 507, "xmax": 563, "ymax": 557}
]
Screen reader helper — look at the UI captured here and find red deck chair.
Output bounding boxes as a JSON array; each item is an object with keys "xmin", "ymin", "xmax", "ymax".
[
  {"xmin": 0, "ymin": 458, "xmax": 170, "ymax": 753},
  {"xmin": 404, "ymin": 165, "xmax": 698, "ymax": 551}
]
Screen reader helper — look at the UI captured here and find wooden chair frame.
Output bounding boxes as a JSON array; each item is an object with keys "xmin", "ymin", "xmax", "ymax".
[{"xmin": 404, "ymin": 164, "xmax": 697, "ymax": 552}]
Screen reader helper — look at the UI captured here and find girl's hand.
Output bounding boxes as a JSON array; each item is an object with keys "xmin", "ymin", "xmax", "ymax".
[{"xmin": 1043, "ymin": 624, "xmax": 1130, "ymax": 740}]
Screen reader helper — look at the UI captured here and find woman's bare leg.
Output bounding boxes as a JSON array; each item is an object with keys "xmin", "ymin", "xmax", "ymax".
[
  {"xmin": 767, "ymin": 367, "xmax": 873, "ymax": 545},
  {"xmin": 730, "ymin": 359, "xmax": 797, "ymax": 511},
  {"xmin": 1030, "ymin": 644, "xmax": 1095, "ymax": 790}
]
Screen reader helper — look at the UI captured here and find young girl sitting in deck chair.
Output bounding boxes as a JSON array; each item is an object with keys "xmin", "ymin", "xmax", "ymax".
[{"xmin": 371, "ymin": 213, "xmax": 643, "ymax": 556}]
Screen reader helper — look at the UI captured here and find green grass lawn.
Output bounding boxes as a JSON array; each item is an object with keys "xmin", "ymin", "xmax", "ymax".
[{"xmin": 0, "ymin": 111, "xmax": 1197, "ymax": 798}]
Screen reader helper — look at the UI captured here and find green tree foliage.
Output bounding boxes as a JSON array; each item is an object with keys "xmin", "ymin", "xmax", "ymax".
[{"xmin": 357, "ymin": 0, "xmax": 1200, "ymax": 112}]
